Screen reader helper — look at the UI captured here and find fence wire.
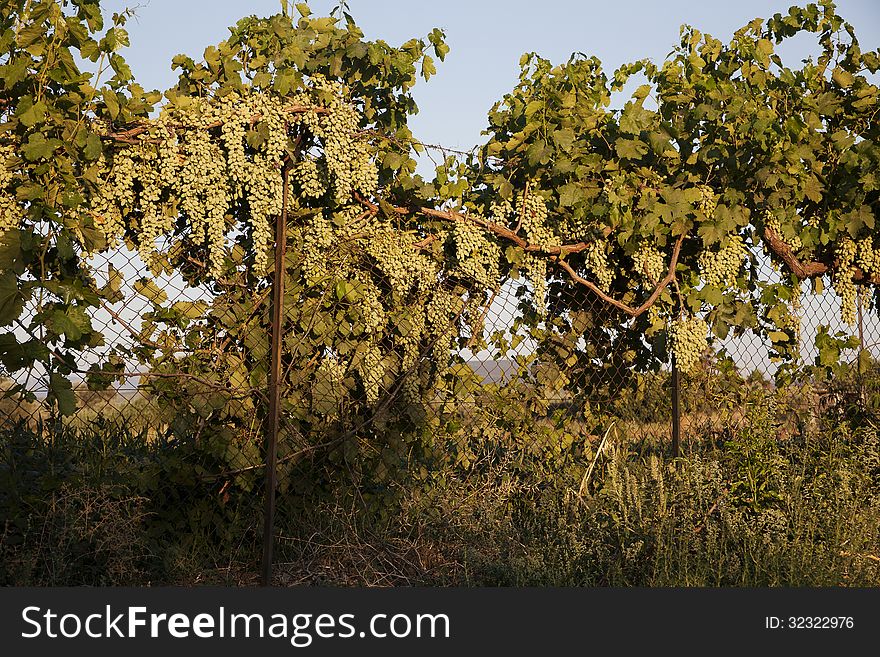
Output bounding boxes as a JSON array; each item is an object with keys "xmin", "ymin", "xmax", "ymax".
[{"xmin": 2, "ymin": 227, "xmax": 879, "ymax": 586}]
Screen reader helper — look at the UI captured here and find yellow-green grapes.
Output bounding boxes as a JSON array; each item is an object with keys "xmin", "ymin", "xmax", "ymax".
[
  {"xmin": 633, "ymin": 244, "xmax": 665, "ymax": 284},
  {"xmin": 0, "ymin": 144, "xmax": 18, "ymax": 233},
  {"xmin": 302, "ymin": 212, "xmax": 335, "ymax": 285},
  {"xmin": 521, "ymin": 252, "xmax": 548, "ymax": 315},
  {"xmin": 358, "ymin": 342, "xmax": 384, "ymax": 405},
  {"xmin": 786, "ymin": 286, "xmax": 802, "ymax": 351},
  {"xmin": 351, "ymin": 272, "xmax": 385, "ymax": 335},
  {"xmin": 855, "ymin": 237, "xmax": 880, "ymax": 280},
  {"xmin": 698, "ymin": 233, "xmax": 745, "ymax": 288},
  {"xmin": 669, "ymin": 315, "xmax": 708, "ymax": 373},
  {"xmin": 764, "ymin": 210, "xmax": 803, "ymax": 252},
  {"xmin": 453, "ymin": 221, "xmax": 501, "ymax": 290},
  {"xmin": 517, "ymin": 189, "xmax": 558, "ymax": 249},
  {"xmin": 586, "ymin": 240, "xmax": 614, "ymax": 291},
  {"xmin": 697, "ymin": 185, "xmax": 717, "ymax": 218},
  {"xmin": 292, "ymin": 159, "xmax": 327, "ymax": 199},
  {"xmin": 833, "ymin": 238, "xmax": 857, "ymax": 325}
]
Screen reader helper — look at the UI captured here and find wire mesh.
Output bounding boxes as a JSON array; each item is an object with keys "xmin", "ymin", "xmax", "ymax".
[{"xmin": 3, "ymin": 223, "xmax": 879, "ymax": 585}]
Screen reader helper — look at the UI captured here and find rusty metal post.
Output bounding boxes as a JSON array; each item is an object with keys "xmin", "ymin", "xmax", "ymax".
[
  {"xmin": 261, "ymin": 165, "xmax": 289, "ymax": 586},
  {"xmin": 671, "ymin": 354, "xmax": 681, "ymax": 458}
]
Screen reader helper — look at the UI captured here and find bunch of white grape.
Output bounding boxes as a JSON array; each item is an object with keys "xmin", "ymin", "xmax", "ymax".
[
  {"xmin": 292, "ymin": 159, "xmax": 327, "ymax": 199},
  {"xmin": 176, "ymin": 126, "xmax": 231, "ymax": 277},
  {"xmin": 352, "ymin": 272, "xmax": 385, "ymax": 334},
  {"xmin": 134, "ymin": 150, "xmax": 173, "ymax": 272},
  {"xmin": 833, "ymin": 238, "xmax": 858, "ymax": 325},
  {"xmin": 586, "ymin": 240, "xmax": 614, "ymax": 291},
  {"xmin": 698, "ymin": 233, "xmax": 745, "ymax": 288},
  {"xmin": 453, "ymin": 221, "xmax": 501, "ymax": 289},
  {"xmin": 0, "ymin": 144, "xmax": 19, "ymax": 233},
  {"xmin": 489, "ymin": 199, "xmax": 513, "ymax": 223},
  {"xmin": 302, "ymin": 212, "xmax": 335, "ymax": 284},
  {"xmin": 764, "ymin": 210, "xmax": 803, "ymax": 252},
  {"xmin": 519, "ymin": 252, "xmax": 548, "ymax": 315},
  {"xmin": 517, "ymin": 188, "xmax": 558, "ymax": 249},
  {"xmin": 218, "ymin": 95, "xmax": 248, "ymax": 192},
  {"xmin": 365, "ymin": 228, "xmax": 412, "ymax": 291},
  {"xmin": 855, "ymin": 238, "xmax": 880, "ymax": 279},
  {"xmin": 698, "ymin": 185, "xmax": 717, "ymax": 218},
  {"xmin": 669, "ymin": 315, "xmax": 709, "ymax": 373},
  {"xmin": 317, "ymin": 354, "xmax": 347, "ymax": 387},
  {"xmin": 357, "ymin": 342, "xmax": 385, "ymax": 405},
  {"xmin": 633, "ymin": 244, "xmax": 665, "ymax": 284},
  {"xmin": 92, "ymin": 151, "xmax": 136, "ymax": 248}
]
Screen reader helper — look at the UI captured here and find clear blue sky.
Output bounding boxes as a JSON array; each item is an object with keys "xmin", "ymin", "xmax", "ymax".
[{"xmin": 101, "ymin": 0, "xmax": 880, "ymax": 155}]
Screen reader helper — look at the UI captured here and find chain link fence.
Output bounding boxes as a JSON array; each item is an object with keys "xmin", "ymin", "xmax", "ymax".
[{"xmin": 2, "ymin": 226, "xmax": 879, "ymax": 586}]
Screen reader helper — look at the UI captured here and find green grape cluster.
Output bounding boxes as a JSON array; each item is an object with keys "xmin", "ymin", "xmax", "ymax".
[
  {"xmin": 781, "ymin": 287, "xmax": 802, "ymax": 349},
  {"xmin": 365, "ymin": 228, "xmax": 413, "ymax": 291},
  {"xmin": 352, "ymin": 272, "xmax": 386, "ymax": 334},
  {"xmin": 0, "ymin": 144, "xmax": 18, "ymax": 233},
  {"xmin": 92, "ymin": 151, "xmax": 136, "ymax": 248},
  {"xmin": 698, "ymin": 233, "xmax": 745, "ymax": 288},
  {"xmin": 398, "ymin": 304, "xmax": 427, "ymax": 369},
  {"xmin": 317, "ymin": 354, "xmax": 347, "ymax": 385},
  {"xmin": 292, "ymin": 75, "xmax": 378, "ymax": 204},
  {"xmin": 426, "ymin": 290, "xmax": 456, "ymax": 333},
  {"xmin": 517, "ymin": 188, "xmax": 558, "ymax": 249},
  {"xmin": 833, "ymin": 238, "xmax": 858, "ymax": 325},
  {"xmin": 302, "ymin": 213, "xmax": 335, "ymax": 284},
  {"xmin": 521, "ymin": 252, "xmax": 548, "ymax": 315},
  {"xmin": 292, "ymin": 159, "xmax": 327, "ymax": 198},
  {"xmin": 586, "ymin": 240, "xmax": 614, "ymax": 291},
  {"xmin": 78, "ymin": 75, "xmax": 387, "ymax": 279},
  {"xmin": 178, "ymin": 126, "xmax": 231, "ymax": 277},
  {"xmin": 489, "ymin": 199, "xmax": 513, "ymax": 223},
  {"xmin": 697, "ymin": 185, "xmax": 717, "ymax": 217},
  {"xmin": 218, "ymin": 96, "xmax": 248, "ymax": 193},
  {"xmin": 764, "ymin": 210, "xmax": 803, "ymax": 252},
  {"xmin": 855, "ymin": 238, "xmax": 880, "ymax": 278},
  {"xmin": 669, "ymin": 315, "xmax": 709, "ymax": 373},
  {"xmin": 633, "ymin": 244, "xmax": 665, "ymax": 284},
  {"xmin": 453, "ymin": 221, "xmax": 501, "ymax": 289},
  {"xmin": 357, "ymin": 342, "xmax": 385, "ymax": 405},
  {"xmin": 334, "ymin": 204, "xmax": 372, "ymax": 239},
  {"xmin": 135, "ymin": 153, "xmax": 173, "ymax": 272}
]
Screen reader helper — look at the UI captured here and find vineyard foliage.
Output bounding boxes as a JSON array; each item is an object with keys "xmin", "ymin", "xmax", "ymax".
[{"xmin": 0, "ymin": 0, "xmax": 879, "ymax": 486}]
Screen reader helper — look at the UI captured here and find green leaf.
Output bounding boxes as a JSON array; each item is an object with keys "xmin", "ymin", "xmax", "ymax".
[
  {"xmin": 100, "ymin": 263, "xmax": 124, "ymax": 302},
  {"xmin": 172, "ymin": 300, "xmax": 208, "ymax": 319},
  {"xmin": 83, "ymin": 133, "xmax": 103, "ymax": 160},
  {"xmin": 767, "ymin": 331, "xmax": 789, "ymax": 344},
  {"xmin": 552, "ymin": 127, "xmax": 576, "ymax": 152},
  {"xmin": 558, "ymin": 183, "xmax": 582, "ymax": 208},
  {"xmin": 0, "ymin": 272, "xmax": 24, "ymax": 325},
  {"xmin": 17, "ymin": 100, "xmax": 47, "ymax": 127},
  {"xmin": 48, "ymin": 306, "xmax": 91, "ymax": 341},
  {"xmin": 0, "ymin": 333, "xmax": 48, "ymax": 371},
  {"xmin": 49, "ymin": 373, "xmax": 76, "ymax": 416},
  {"xmin": 802, "ymin": 176, "xmax": 823, "ymax": 203},
  {"xmin": 421, "ymin": 55, "xmax": 436, "ymax": 81},
  {"xmin": 134, "ymin": 278, "xmax": 168, "ymax": 305},
  {"xmin": 832, "ymin": 67, "xmax": 854, "ymax": 88},
  {"xmin": 614, "ymin": 138, "xmax": 648, "ymax": 160},
  {"xmin": 22, "ymin": 133, "xmax": 61, "ymax": 161},
  {"xmin": 102, "ymin": 88, "xmax": 121, "ymax": 119}
]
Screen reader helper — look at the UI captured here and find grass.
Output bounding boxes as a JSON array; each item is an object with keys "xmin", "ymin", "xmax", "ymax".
[{"xmin": 2, "ymin": 380, "xmax": 879, "ymax": 587}]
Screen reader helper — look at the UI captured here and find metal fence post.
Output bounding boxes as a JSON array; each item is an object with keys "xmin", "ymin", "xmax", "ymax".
[
  {"xmin": 671, "ymin": 354, "xmax": 681, "ymax": 458},
  {"xmin": 261, "ymin": 164, "xmax": 290, "ymax": 586}
]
